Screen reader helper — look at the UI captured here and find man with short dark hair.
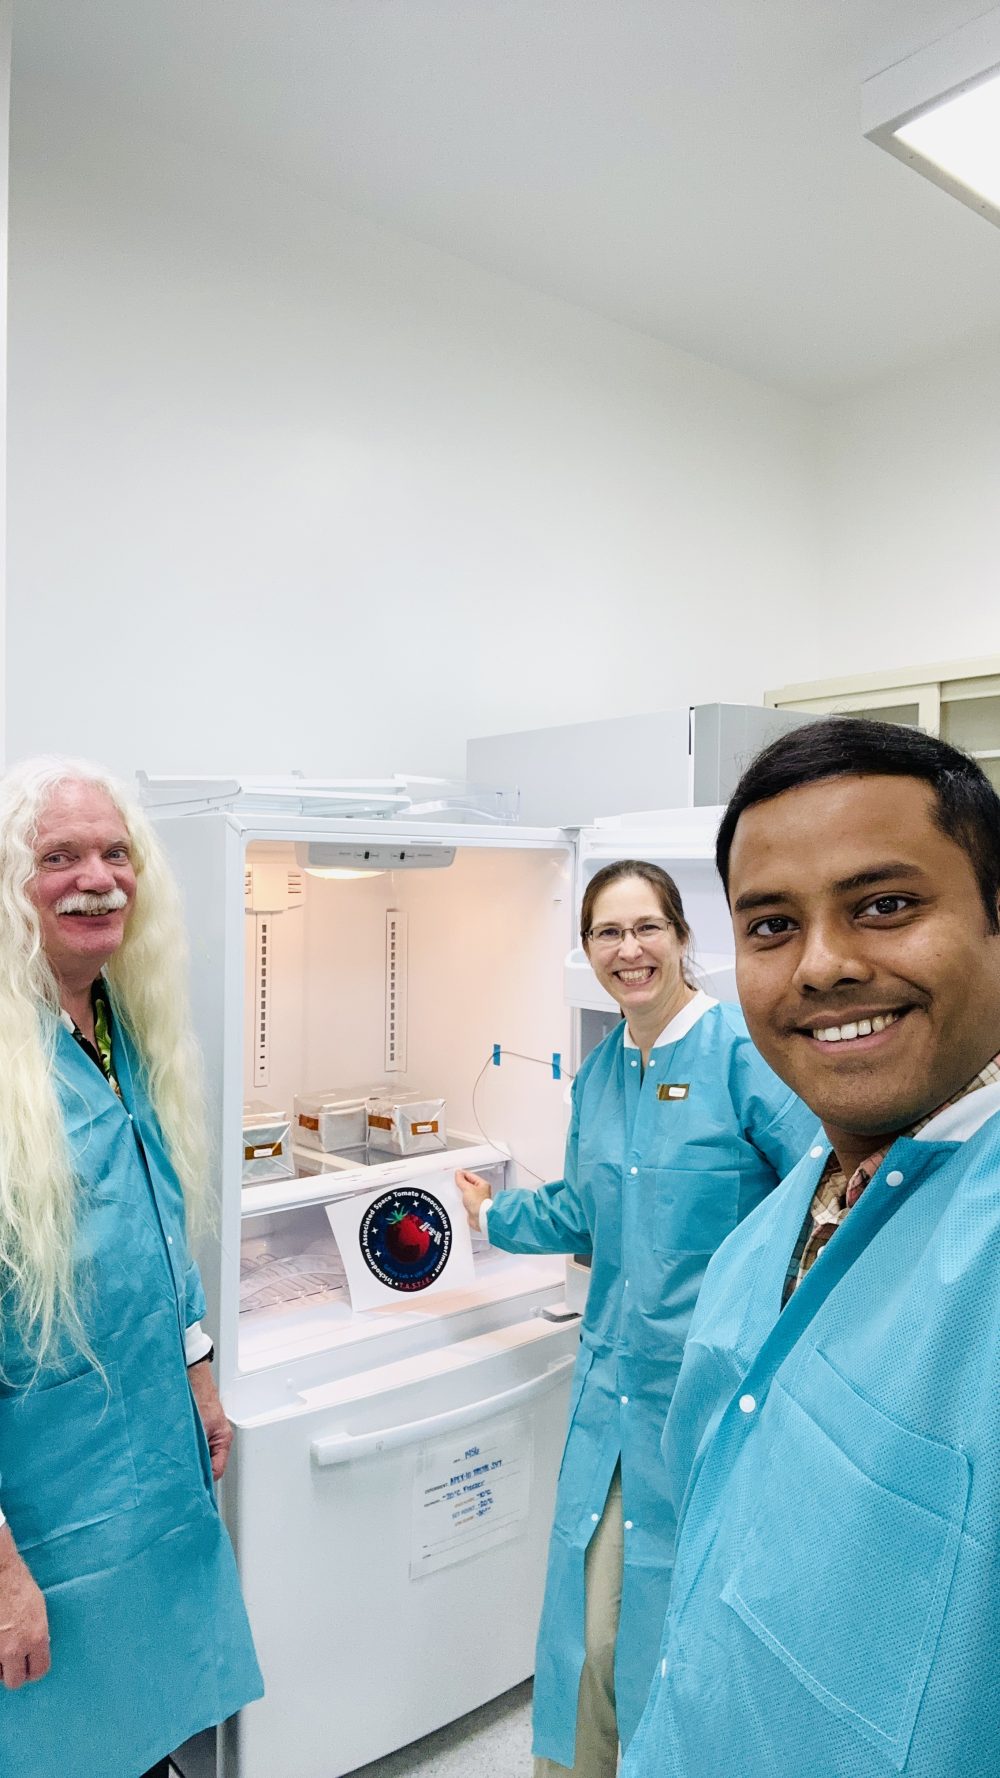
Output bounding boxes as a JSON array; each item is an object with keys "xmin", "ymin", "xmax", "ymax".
[{"xmin": 622, "ymin": 717, "xmax": 1000, "ymax": 1778}]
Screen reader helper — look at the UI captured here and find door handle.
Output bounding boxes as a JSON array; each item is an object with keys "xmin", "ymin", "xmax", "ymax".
[{"xmin": 310, "ymin": 1355, "xmax": 576, "ymax": 1468}]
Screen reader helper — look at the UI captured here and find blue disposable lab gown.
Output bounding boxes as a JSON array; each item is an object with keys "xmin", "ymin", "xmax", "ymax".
[
  {"xmin": 622, "ymin": 1086, "xmax": 1000, "ymax": 1778},
  {"xmin": 484, "ymin": 997, "xmax": 817, "ymax": 1764},
  {"xmin": 0, "ymin": 1020, "xmax": 262, "ymax": 1778}
]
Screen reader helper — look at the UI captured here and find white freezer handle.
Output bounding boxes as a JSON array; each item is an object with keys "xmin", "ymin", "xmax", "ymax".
[{"xmin": 310, "ymin": 1356, "xmax": 576, "ymax": 1468}]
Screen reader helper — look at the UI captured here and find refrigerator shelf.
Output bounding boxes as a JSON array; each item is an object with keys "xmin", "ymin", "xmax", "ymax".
[{"xmin": 240, "ymin": 1137, "xmax": 509, "ymax": 1218}]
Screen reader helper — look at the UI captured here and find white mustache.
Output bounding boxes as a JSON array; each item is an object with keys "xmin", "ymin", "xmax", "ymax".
[{"xmin": 54, "ymin": 889, "xmax": 129, "ymax": 916}]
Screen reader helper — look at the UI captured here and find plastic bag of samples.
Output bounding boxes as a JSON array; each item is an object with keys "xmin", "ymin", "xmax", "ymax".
[
  {"xmin": 366, "ymin": 1090, "xmax": 447, "ymax": 1156},
  {"xmin": 242, "ymin": 1105, "xmax": 296, "ymax": 1185},
  {"xmin": 294, "ymin": 1088, "xmax": 370, "ymax": 1152}
]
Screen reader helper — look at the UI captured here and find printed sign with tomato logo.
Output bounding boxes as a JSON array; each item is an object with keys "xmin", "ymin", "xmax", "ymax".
[
  {"xmin": 326, "ymin": 1173, "xmax": 474, "ymax": 1309},
  {"xmin": 359, "ymin": 1187, "xmax": 453, "ymax": 1292}
]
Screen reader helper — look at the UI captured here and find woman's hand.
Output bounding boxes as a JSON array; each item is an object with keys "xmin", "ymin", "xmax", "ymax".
[{"xmin": 455, "ymin": 1169, "xmax": 493, "ymax": 1231}]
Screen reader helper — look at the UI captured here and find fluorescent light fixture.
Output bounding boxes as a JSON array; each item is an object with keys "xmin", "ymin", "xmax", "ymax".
[
  {"xmin": 863, "ymin": 10, "xmax": 1000, "ymax": 227},
  {"xmin": 892, "ymin": 68, "xmax": 1000, "ymax": 213}
]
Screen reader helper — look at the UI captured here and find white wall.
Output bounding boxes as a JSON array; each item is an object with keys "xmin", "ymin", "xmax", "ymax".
[
  {"xmin": 814, "ymin": 340, "xmax": 1000, "ymax": 681},
  {"xmin": 0, "ymin": 5, "xmax": 11, "ymax": 765},
  {"xmin": 6, "ymin": 83, "xmax": 823, "ymax": 783}
]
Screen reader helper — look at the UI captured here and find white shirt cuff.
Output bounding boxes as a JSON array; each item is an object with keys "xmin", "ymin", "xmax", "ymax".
[
  {"xmin": 478, "ymin": 1200, "xmax": 492, "ymax": 1236},
  {"xmin": 185, "ymin": 1321, "xmax": 214, "ymax": 1366},
  {"xmin": 0, "ymin": 1505, "xmax": 5, "ymax": 1529}
]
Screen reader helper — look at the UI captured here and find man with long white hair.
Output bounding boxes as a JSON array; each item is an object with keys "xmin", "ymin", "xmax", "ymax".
[{"xmin": 0, "ymin": 757, "xmax": 262, "ymax": 1778}]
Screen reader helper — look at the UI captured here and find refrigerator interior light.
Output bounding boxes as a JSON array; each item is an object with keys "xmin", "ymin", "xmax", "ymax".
[{"xmin": 304, "ymin": 866, "xmax": 387, "ymax": 880}]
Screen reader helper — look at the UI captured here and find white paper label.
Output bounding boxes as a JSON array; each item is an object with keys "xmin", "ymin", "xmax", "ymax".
[{"xmin": 410, "ymin": 1414, "xmax": 533, "ymax": 1579}]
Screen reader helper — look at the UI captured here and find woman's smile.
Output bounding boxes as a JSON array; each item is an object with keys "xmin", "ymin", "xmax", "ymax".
[{"xmin": 585, "ymin": 874, "xmax": 696, "ymax": 1050}]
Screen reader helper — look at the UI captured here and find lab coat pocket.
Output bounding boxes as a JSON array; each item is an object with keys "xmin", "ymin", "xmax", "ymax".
[
  {"xmin": 0, "ymin": 1360, "xmax": 139, "ymax": 1551},
  {"xmin": 721, "ymin": 1350, "xmax": 969, "ymax": 1770},
  {"xmin": 654, "ymin": 1149, "xmax": 740, "ymax": 1254}
]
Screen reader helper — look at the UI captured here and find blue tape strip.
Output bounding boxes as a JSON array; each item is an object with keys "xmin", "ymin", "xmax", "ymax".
[
  {"xmin": 552, "ymin": 1052, "xmax": 562, "ymax": 1080},
  {"xmin": 492, "ymin": 1044, "xmax": 502, "ymax": 1067}
]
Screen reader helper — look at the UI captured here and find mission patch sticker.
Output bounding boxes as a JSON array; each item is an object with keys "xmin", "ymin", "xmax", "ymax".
[
  {"xmin": 359, "ymin": 1186, "xmax": 453, "ymax": 1292},
  {"xmin": 657, "ymin": 1082, "xmax": 690, "ymax": 1101}
]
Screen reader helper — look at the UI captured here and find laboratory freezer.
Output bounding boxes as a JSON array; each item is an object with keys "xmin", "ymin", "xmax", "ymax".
[{"xmin": 155, "ymin": 798, "xmax": 581, "ymax": 1777}]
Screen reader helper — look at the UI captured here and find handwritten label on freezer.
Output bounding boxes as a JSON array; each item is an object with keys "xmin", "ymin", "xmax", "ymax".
[{"xmin": 410, "ymin": 1414, "xmax": 532, "ymax": 1579}]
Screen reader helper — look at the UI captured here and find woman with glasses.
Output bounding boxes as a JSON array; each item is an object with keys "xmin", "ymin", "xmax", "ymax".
[{"xmin": 456, "ymin": 859, "xmax": 816, "ymax": 1778}]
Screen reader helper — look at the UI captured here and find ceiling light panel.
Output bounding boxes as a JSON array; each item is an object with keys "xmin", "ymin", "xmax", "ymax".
[{"xmin": 863, "ymin": 10, "xmax": 1000, "ymax": 228}]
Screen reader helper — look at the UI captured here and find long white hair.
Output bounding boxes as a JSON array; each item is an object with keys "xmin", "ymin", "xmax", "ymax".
[{"xmin": 0, "ymin": 755, "xmax": 208, "ymax": 1366}]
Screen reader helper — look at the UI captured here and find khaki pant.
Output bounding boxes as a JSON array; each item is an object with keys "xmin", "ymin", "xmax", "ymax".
[{"xmin": 534, "ymin": 1463, "xmax": 624, "ymax": 1778}]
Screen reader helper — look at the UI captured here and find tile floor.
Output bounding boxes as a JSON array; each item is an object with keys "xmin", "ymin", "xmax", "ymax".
[
  {"xmin": 348, "ymin": 1679, "xmax": 534, "ymax": 1776},
  {"xmin": 169, "ymin": 1679, "xmax": 535, "ymax": 1778}
]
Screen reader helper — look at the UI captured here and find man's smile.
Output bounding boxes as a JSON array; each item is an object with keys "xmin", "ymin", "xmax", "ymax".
[{"xmin": 794, "ymin": 1007, "xmax": 910, "ymax": 1049}]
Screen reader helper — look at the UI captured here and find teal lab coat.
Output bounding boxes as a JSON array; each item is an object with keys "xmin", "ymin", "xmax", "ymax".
[
  {"xmin": 485, "ymin": 997, "xmax": 816, "ymax": 1764},
  {"xmin": 622, "ymin": 1085, "xmax": 1000, "ymax": 1778},
  {"xmin": 0, "ymin": 1020, "xmax": 262, "ymax": 1778}
]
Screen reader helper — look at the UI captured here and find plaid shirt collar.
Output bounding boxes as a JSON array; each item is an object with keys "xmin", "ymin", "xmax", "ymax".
[
  {"xmin": 786, "ymin": 1050, "xmax": 1000, "ymax": 1303},
  {"xmin": 834, "ymin": 1050, "xmax": 1000, "ymax": 1204}
]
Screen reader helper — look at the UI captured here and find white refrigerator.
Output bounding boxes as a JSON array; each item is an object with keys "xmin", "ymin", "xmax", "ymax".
[{"xmin": 148, "ymin": 781, "xmax": 734, "ymax": 1778}]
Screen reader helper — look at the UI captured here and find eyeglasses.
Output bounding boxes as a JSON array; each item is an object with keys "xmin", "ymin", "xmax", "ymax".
[{"xmin": 585, "ymin": 919, "xmax": 674, "ymax": 950}]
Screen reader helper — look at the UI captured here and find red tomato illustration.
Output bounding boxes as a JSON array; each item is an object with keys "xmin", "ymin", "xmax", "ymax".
[{"xmin": 385, "ymin": 1208, "xmax": 431, "ymax": 1265}]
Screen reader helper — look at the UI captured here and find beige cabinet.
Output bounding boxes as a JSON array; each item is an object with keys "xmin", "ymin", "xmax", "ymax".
[{"xmin": 765, "ymin": 658, "xmax": 1000, "ymax": 793}]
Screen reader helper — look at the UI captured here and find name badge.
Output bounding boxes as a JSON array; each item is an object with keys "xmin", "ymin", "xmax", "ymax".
[{"xmin": 657, "ymin": 1083, "xmax": 689, "ymax": 1101}]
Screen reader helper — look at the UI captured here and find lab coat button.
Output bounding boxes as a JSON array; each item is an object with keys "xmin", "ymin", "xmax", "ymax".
[
  {"xmin": 624, "ymin": 1519, "xmax": 634, "ymax": 1530},
  {"xmin": 886, "ymin": 1169, "xmax": 904, "ymax": 1187},
  {"xmin": 167, "ymin": 1236, "xmax": 174, "ymax": 1246},
  {"xmin": 620, "ymin": 1394, "xmax": 629, "ymax": 1405},
  {"xmin": 630, "ymin": 1058, "xmax": 638, "ymax": 1068},
  {"xmin": 739, "ymin": 1394, "xmax": 756, "ymax": 1414},
  {"xmin": 630, "ymin": 1166, "xmax": 638, "ymax": 1176},
  {"xmin": 591, "ymin": 1512, "xmax": 600, "ymax": 1523},
  {"xmin": 660, "ymin": 1657, "xmax": 667, "ymax": 1679},
  {"xmin": 809, "ymin": 1145, "xmax": 823, "ymax": 1158},
  {"xmin": 648, "ymin": 1059, "xmax": 656, "ymax": 1068}
]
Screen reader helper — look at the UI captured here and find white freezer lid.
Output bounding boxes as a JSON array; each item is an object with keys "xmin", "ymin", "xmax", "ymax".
[{"xmin": 137, "ymin": 771, "xmax": 521, "ymax": 824}]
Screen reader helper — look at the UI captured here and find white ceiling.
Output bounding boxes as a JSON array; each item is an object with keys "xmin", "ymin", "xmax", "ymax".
[{"xmin": 12, "ymin": 0, "xmax": 1000, "ymax": 399}]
